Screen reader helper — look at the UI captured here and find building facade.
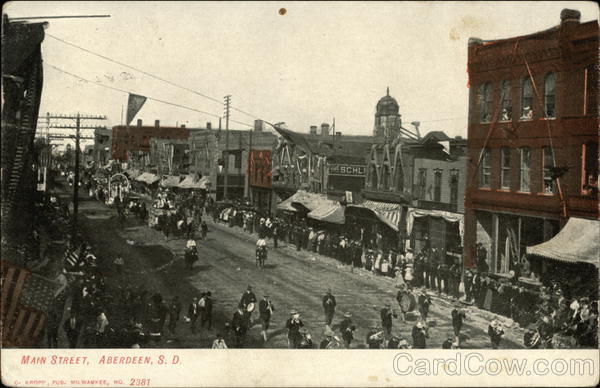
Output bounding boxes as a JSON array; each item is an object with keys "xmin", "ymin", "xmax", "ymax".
[
  {"xmin": 464, "ymin": 9, "xmax": 598, "ymax": 285},
  {"xmin": 111, "ymin": 120, "xmax": 189, "ymax": 161},
  {"xmin": 188, "ymin": 120, "xmax": 276, "ymax": 200}
]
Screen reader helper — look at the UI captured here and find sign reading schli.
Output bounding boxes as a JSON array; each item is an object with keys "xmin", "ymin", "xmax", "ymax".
[{"xmin": 328, "ymin": 164, "xmax": 366, "ymax": 176}]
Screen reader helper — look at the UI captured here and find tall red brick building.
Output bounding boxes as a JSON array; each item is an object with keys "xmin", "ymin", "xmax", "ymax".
[
  {"xmin": 464, "ymin": 9, "xmax": 598, "ymax": 288},
  {"xmin": 111, "ymin": 120, "xmax": 189, "ymax": 161}
]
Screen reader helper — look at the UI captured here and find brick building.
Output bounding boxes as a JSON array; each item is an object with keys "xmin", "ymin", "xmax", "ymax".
[
  {"xmin": 188, "ymin": 120, "xmax": 276, "ymax": 200},
  {"xmin": 464, "ymin": 9, "xmax": 598, "ymax": 290},
  {"xmin": 111, "ymin": 119, "xmax": 189, "ymax": 161}
]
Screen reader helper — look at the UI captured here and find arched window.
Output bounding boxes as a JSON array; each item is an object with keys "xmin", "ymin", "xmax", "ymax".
[
  {"xmin": 521, "ymin": 77, "xmax": 533, "ymax": 119},
  {"xmin": 480, "ymin": 82, "xmax": 492, "ymax": 123},
  {"xmin": 544, "ymin": 73, "xmax": 556, "ymax": 118}
]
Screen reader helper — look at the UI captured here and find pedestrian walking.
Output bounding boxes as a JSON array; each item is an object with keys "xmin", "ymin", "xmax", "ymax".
[
  {"xmin": 200, "ymin": 292, "xmax": 213, "ymax": 330},
  {"xmin": 95, "ymin": 308, "xmax": 109, "ymax": 347},
  {"xmin": 417, "ymin": 291, "xmax": 432, "ymax": 323},
  {"xmin": 488, "ymin": 319, "xmax": 504, "ymax": 349},
  {"xmin": 366, "ymin": 324, "xmax": 384, "ymax": 349},
  {"xmin": 231, "ymin": 307, "xmax": 248, "ymax": 348},
  {"xmin": 46, "ymin": 308, "xmax": 60, "ymax": 348},
  {"xmin": 339, "ymin": 312, "xmax": 356, "ymax": 349},
  {"xmin": 285, "ymin": 309, "xmax": 304, "ymax": 349},
  {"xmin": 168, "ymin": 296, "xmax": 182, "ymax": 334},
  {"xmin": 201, "ymin": 221, "xmax": 208, "ymax": 240},
  {"xmin": 187, "ymin": 297, "xmax": 201, "ymax": 333},
  {"xmin": 411, "ymin": 321, "xmax": 428, "ymax": 349},
  {"xmin": 322, "ymin": 289, "xmax": 337, "ymax": 327},
  {"xmin": 239, "ymin": 285, "xmax": 257, "ymax": 324},
  {"xmin": 451, "ymin": 307, "xmax": 466, "ymax": 347},
  {"xmin": 258, "ymin": 294, "xmax": 274, "ymax": 342},
  {"xmin": 380, "ymin": 303, "xmax": 397, "ymax": 342},
  {"xmin": 63, "ymin": 310, "xmax": 82, "ymax": 348}
]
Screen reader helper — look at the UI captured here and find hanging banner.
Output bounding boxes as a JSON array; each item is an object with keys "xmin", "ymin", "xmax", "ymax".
[{"xmin": 126, "ymin": 93, "xmax": 147, "ymax": 125}]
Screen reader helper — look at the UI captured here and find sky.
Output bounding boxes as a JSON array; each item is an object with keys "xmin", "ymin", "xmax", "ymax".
[{"xmin": 4, "ymin": 1, "xmax": 599, "ymax": 147}]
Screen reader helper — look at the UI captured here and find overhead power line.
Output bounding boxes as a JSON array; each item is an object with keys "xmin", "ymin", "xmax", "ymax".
[
  {"xmin": 46, "ymin": 63, "xmax": 253, "ymax": 128},
  {"xmin": 45, "ymin": 33, "xmax": 262, "ymax": 120}
]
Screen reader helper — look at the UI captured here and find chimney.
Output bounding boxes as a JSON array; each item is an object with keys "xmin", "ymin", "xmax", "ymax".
[
  {"xmin": 155, "ymin": 120, "xmax": 160, "ymax": 128},
  {"xmin": 254, "ymin": 119, "xmax": 263, "ymax": 132},
  {"xmin": 335, "ymin": 131, "xmax": 342, "ymax": 142},
  {"xmin": 310, "ymin": 125, "xmax": 317, "ymax": 135},
  {"xmin": 320, "ymin": 123, "xmax": 330, "ymax": 136},
  {"xmin": 137, "ymin": 119, "xmax": 142, "ymax": 127},
  {"xmin": 560, "ymin": 8, "xmax": 581, "ymax": 26},
  {"xmin": 206, "ymin": 122, "xmax": 212, "ymax": 130}
]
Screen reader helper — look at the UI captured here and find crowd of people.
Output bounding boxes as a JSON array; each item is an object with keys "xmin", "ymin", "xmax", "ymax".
[{"xmin": 41, "ymin": 163, "xmax": 598, "ymax": 350}]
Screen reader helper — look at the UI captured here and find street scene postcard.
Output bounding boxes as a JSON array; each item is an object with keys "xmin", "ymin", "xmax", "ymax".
[{"xmin": 1, "ymin": 1, "xmax": 599, "ymax": 387}]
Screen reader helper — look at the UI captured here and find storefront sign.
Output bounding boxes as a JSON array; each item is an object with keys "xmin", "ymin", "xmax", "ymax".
[{"xmin": 328, "ymin": 164, "xmax": 366, "ymax": 176}]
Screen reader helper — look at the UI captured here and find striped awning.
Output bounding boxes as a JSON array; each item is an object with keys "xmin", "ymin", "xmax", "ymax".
[
  {"xmin": 178, "ymin": 175, "xmax": 209, "ymax": 189},
  {"xmin": 527, "ymin": 217, "xmax": 599, "ymax": 268},
  {"xmin": 348, "ymin": 200, "xmax": 403, "ymax": 231},
  {"xmin": 276, "ymin": 190, "xmax": 326, "ymax": 212},
  {"xmin": 308, "ymin": 201, "xmax": 345, "ymax": 224}
]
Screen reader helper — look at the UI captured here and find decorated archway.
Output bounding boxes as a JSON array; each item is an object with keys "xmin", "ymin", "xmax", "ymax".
[{"xmin": 108, "ymin": 173, "xmax": 130, "ymax": 200}]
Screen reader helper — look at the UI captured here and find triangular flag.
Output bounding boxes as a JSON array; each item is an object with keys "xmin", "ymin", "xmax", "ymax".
[{"xmin": 126, "ymin": 93, "xmax": 147, "ymax": 125}]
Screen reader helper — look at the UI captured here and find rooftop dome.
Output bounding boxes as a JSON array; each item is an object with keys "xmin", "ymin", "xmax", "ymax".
[{"xmin": 376, "ymin": 87, "xmax": 399, "ymax": 116}]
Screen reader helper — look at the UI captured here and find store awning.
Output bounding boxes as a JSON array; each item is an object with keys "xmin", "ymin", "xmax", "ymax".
[
  {"xmin": 406, "ymin": 207, "xmax": 464, "ymax": 245},
  {"xmin": 276, "ymin": 190, "xmax": 326, "ymax": 213},
  {"xmin": 348, "ymin": 200, "xmax": 403, "ymax": 231},
  {"xmin": 526, "ymin": 217, "xmax": 600, "ymax": 268},
  {"xmin": 160, "ymin": 175, "xmax": 182, "ymax": 187},
  {"xmin": 127, "ymin": 169, "xmax": 141, "ymax": 179},
  {"xmin": 178, "ymin": 175, "xmax": 209, "ymax": 189},
  {"xmin": 308, "ymin": 200, "xmax": 345, "ymax": 224},
  {"xmin": 136, "ymin": 172, "xmax": 159, "ymax": 184}
]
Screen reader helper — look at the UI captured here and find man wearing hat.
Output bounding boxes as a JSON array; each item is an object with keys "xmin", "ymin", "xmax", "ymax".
[
  {"xmin": 320, "ymin": 328, "xmax": 340, "ymax": 349},
  {"xmin": 488, "ymin": 319, "xmax": 504, "ymax": 349},
  {"xmin": 239, "ymin": 285, "xmax": 257, "ymax": 324},
  {"xmin": 322, "ymin": 289, "xmax": 337, "ymax": 327},
  {"xmin": 380, "ymin": 303, "xmax": 398, "ymax": 342},
  {"xmin": 285, "ymin": 309, "xmax": 304, "ymax": 349},
  {"xmin": 339, "ymin": 312, "xmax": 356, "ymax": 349},
  {"xmin": 258, "ymin": 294, "xmax": 275, "ymax": 342},
  {"xmin": 451, "ymin": 306, "xmax": 466, "ymax": 347},
  {"xmin": 366, "ymin": 323, "xmax": 384, "ymax": 349},
  {"xmin": 187, "ymin": 297, "xmax": 201, "ymax": 334},
  {"xmin": 231, "ymin": 307, "xmax": 248, "ymax": 348},
  {"xmin": 411, "ymin": 321, "xmax": 428, "ymax": 349}
]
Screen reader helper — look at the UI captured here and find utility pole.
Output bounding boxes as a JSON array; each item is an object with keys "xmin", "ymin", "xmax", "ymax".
[
  {"xmin": 47, "ymin": 113, "xmax": 107, "ymax": 238},
  {"xmin": 223, "ymin": 95, "xmax": 231, "ymax": 200},
  {"xmin": 245, "ymin": 126, "xmax": 253, "ymax": 199}
]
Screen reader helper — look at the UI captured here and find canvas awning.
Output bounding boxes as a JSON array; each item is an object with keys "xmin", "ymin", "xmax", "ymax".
[
  {"xmin": 308, "ymin": 200, "xmax": 345, "ymax": 224},
  {"xmin": 276, "ymin": 190, "xmax": 326, "ymax": 213},
  {"xmin": 136, "ymin": 172, "xmax": 159, "ymax": 184},
  {"xmin": 127, "ymin": 169, "xmax": 141, "ymax": 179},
  {"xmin": 406, "ymin": 207, "xmax": 464, "ymax": 242},
  {"xmin": 178, "ymin": 175, "xmax": 209, "ymax": 189},
  {"xmin": 348, "ymin": 200, "xmax": 403, "ymax": 231},
  {"xmin": 526, "ymin": 217, "xmax": 600, "ymax": 268},
  {"xmin": 160, "ymin": 175, "xmax": 182, "ymax": 187}
]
